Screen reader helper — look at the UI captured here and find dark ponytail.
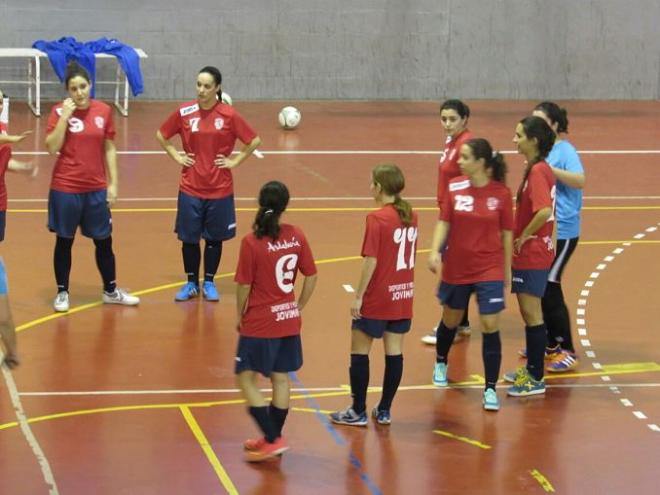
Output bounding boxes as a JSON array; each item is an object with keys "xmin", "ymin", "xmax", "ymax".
[
  {"xmin": 372, "ymin": 164, "xmax": 413, "ymax": 225},
  {"xmin": 199, "ymin": 66, "xmax": 223, "ymax": 101},
  {"xmin": 534, "ymin": 101, "xmax": 569, "ymax": 133},
  {"xmin": 253, "ymin": 181, "xmax": 290, "ymax": 240},
  {"xmin": 65, "ymin": 61, "xmax": 90, "ymax": 87},
  {"xmin": 464, "ymin": 138, "xmax": 507, "ymax": 184}
]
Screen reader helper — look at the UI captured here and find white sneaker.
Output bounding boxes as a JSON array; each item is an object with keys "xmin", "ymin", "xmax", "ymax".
[
  {"xmin": 421, "ymin": 325, "xmax": 438, "ymax": 345},
  {"xmin": 103, "ymin": 288, "xmax": 140, "ymax": 306},
  {"xmin": 53, "ymin": 291, "xmax": 70, "ymax": 312}
]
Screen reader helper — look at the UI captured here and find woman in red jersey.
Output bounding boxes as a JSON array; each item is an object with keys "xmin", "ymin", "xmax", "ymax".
[
  {"xmin": 504, "ymin": 116, "xmax": 557, "ymax": 397},
  {"xmin": 422, "ymin": 99, "xmax": 474, "ymax": 345},
  {"xmin": 157, "ymin": 66, "xmax": 261, "ymax": 302},
  {"xmin": 330, "ymin": 164, "xmax": 417, "ymax": 427},
  {"xmin": 234, "ymin": 181, "xmax": 317, "ymax": 462},
  {"xmin": 428, "ymin": 138, "xmax": 513, "ymax": 411},
  {"xmin": 45, "ymin": 62, "xmax": 139, "ymax": 312}
]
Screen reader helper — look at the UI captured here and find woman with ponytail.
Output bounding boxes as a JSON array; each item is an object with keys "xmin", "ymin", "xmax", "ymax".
[
  {"xmin": 504, "ymin": 116, "xmax": 557, "ymax": 397},
  {"xmin": 531, "ymin": 102, "xmax": 585, "ymax": 373},
  {"xmin": 330, "ymin": 164, "xmax": 418, "ymax": 427},
  {"xmin": 156, "ymin": 66, "xmax": 261, "ymax": 302},
  {"xmin": 234, "ymin": 181, "xmax": 317, "ymax": 462},
  {"xmin": 427, "ymin": 139, "xmax": 513, "ymax": 411}
]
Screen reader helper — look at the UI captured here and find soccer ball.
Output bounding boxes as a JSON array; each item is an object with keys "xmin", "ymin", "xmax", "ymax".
[
  {"xmin": 220, "ymin": 92, "xmax": 233, "ymax": 106},
  {"xmin": 278, "ymin": 106, "xmax": 301, "ymax": 130}
]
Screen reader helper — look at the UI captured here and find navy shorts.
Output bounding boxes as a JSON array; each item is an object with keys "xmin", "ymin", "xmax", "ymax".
[
  {"xmin": 352, "ymin": 318, "xmax": 411, "ymax": 339},
  {"xmin": 175, "ymin": 191, "xmax": 236, "ymax": 243},
  {"xmin": 438, "ymin": 281, "xmax": 505, "ymax": 315},
  {"xmin": 235, "ymin": 335, "xmax": 303, "ymax": 377},
  {"xmin": 512, "ymin": 269, "xmax": 550, "ymax": 297},
  {"xmin": 0, "ymin": 210, "xmax": 5, "ymax": 242},
  {"xmin": 48, "ymin": 189, "xmax": 112, "ymax": 239}
]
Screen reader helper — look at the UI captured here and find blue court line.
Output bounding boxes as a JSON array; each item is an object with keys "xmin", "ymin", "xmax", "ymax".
[{"xmin": 289, "ymin": 372, "xmax": 383, "ymax": 495}]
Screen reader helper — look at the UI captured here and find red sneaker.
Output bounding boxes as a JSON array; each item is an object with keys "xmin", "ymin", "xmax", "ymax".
[
  {"xmin": 244, "ymin": 437, "xmax": 289, "ymax": 462},
  {"xmin": 243, "ymin": 437, "xmax": 266, "ymax": 451}
]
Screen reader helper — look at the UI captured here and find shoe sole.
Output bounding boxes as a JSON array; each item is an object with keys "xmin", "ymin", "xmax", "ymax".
[
  {"xmin": 483, "ymin": 404, "xmax": 500, "ymax": 411},
  {"xmin": 432, "ymin": 380, "xmax": 448, "ymax": 387},
  {"xmin": 329, "ymin": 418, "xmax": 368, "ymax": 427},
  {"xmin": 421, "ymin": 337, "xmax": 437, "ymax": 345},
  {"xmin": 103, "ymin": 300, "xmax": 139, "ymax": 306},
  {"xmin": 245, "ymin": 446, "xmax": 289, "ymax": 462},
  {"xmin": 53, "ymin": 307, "xmax": 69, "ymax": 313},
  {"xmin": 506, "ymin": 388, "xmax": 546, "ymax": 397},
  {"xmin": 546, "ymin": 365, "xmax": 578, "ymax": 373},
  {"xmin": 203, "ymin": 294, "xmax": 220, "ymax": 302},
  {"xmin": 174, "ymin": 294, "xmax": 199, "ymax": 302}
]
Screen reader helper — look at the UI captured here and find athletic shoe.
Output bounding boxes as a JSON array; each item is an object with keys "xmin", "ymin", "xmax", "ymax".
[
  {"xmin": 53, "ymin": 291, "xmax": 70, "ymax": 312},
  {"xmin": 175, "ymin": 282, "xmax": 199, "ymax": 301},
  {"xmin": 546, "ymin": 351, "xmax": 579, "ymax": 373},
  {"xmin": 518, "ymin": 346, "xmax": 562, "ymax": 360},
  {"xmin": 243, "ymin": 437, "xmax": 266, "ymax": 451},
  {"xmin": 432, "ymin": 362, "xmax": 448, "ymax": 387},
  {"xmin": 103, "ymin": 288, "xmax": 140, "ymax": 306},
  {"xmin": 507, "ymin": 368, "xmax": 546, "ymax": 397},
  {"xmin": 483, "ymin": 388, "xmax": 500, "ymax": 411},
  {"xmin": 244, "ymin": 436, "xmax": 289, "ymax": 462},
  {"xmin": 421, "ymin": 326, "xmax": 437, "ymax": 345},
  {"xmin": 503, "ymin": 366, "xmax": 527, "ymax": 383},
  {"xmin": 371, "ymin": 407, "xmax": 391, "ymax": 425},
  {"xmin": 329, "ymin": 407, "xmax": 368, "ymax": 426},
  {"xmin": 202, "ymin": 281, "xmax": 220, "ymax": 301}
]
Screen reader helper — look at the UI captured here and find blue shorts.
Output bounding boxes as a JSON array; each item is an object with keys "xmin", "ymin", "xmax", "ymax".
[
  {"xmin": 352, "ymin": 318, "xmax": 411, "ymax": 339},
  {"xmin": 511, "ymin": 269, "xmax": 550, "ymax": 297},
  {"xmin": 175, "ymin": 191, "xmax": 236, "ymax": 243},
  {"xmin": 0, "ymin": 210, "xmax": 5, "ymax": 242},
  {"xmin": 0, "ymin": 257, "xmax": 7, "ymax": 295},
  {"xmin": 438, "ymin": 281, "xmax": 505, "ymax": 315},
  {"xmin": 48, "ymin": 189, "xmax": 112, "ymax": 239},
  {"xmin": 235, "ymin": 335, "xmax": 303, "ymax": 377}
]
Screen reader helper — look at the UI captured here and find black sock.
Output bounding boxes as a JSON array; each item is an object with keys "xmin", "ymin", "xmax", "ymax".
[
  {"xmin": 94, "ymin": 237, "xmax": 116, "ymax": 293},
  {"xmin": 526, "ymin": 324, "xmax": 547, "ymax": 381},
  {"xmin": 269, "ymin": 403, "xmax": 289, "ymax": 438},
  {"xmin": 182, "ymin": 242, "xmax": 200, "ymax": 284},
  {"xmin": 435, "ymin": 321, "xmax": 457, "ymax": 364},
  {"xmin": 54, "ymin": 236, "xmax": 74, "ymax": 293},
  {"xmin": 378, "ymin": 354, "xmax": 403, "ymax": 412},
  {"xmin": 248, "ymin": 406, "xmax": 277, "ymax": 443},
  {"xmin": 482, "ymin": 331, "xmax": 502, "ymax": 390},
  {"xmin": 349, "ymin": 354, "xmax": 369, "ymax": 415},
  {"xmin": 203, "ymin": 240, "xmax": 222, "ymax": 282}
]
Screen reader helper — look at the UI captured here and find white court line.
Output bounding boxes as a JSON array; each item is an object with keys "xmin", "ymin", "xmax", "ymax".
[
  {"xmin": 596, "ymin": 264, "xmax": 607, "ymax": 270},
  {"xmin": 613, "ymin": 248, "xmax": 625, "ymax": 254},
  {"xmin": 1, "ymin": 356, "xmax": 59, "ymax": 494},
  {"xmin": 646, "ymin": 227, "xmax": 658, "ymax": 232},
  {"xmin": 590, "ymin": 272, "xmax": 600, "ymax": 279},
  {"xmin": 603, "ymin": 256, "xmax": 615, "ymax": 262},
  {"xmin": 577, "ymin": 308, "xmax": 586, "ymax": 316},
  {"xmin": 633, "ymin": 411, "xmax": 648, "ymax": 420},
  {"xmin": 620, "ymin": 399, "xmax": 633, "ymax": 407},
  {"xmin": 610, "ymin": 386, "xmax": 620, "ymax": 393},
  {"xmin": 578, "ymin": 328, "xmax": 588, "ymax": 336},
  {"xmin": 649, "ymin": 424, "xmax": 660, "ymax": 432},
  {"xmin": 592, "ymin": 362, "xmax": 603, "ymax": 370},
  {"xmin": 581, "ymin": 339, "xmax": 591, "ymax": 347},
  {"xmin": 342, "ymin": 284, "xmax": 355, "ymax": 293},
  {"xmin": 578, "ymin": 299, "xmax": 587, "ymax": 306},
  {"xmin": 577, "ymin": 318, "xmax": 586, "ymax": 325},
  {"xmin": 601, "ymin": 376, "xmax": 612, "ymax": 382},
  {"xmin": 585, "ymin": 351, "xmax": 596, "ymax": 358},
  {"xmin": 580, "ymin": 290, "xmax": 590, "ymax": 296},
  {"xmin": 634, "ymin": 234, "xmax": 646, "ymax": 239}
]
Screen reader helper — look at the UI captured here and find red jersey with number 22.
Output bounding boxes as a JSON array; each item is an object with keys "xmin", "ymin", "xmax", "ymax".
[
  {"xmin": 235, "ymin": 224, "xmax": 317, "ymax": 338},
  {"xmin": 513, "ymin": 161, "xmax": 556, "ymax": 270},
  {"xmin": 0, "ymin": 123, "xmax": 10, "ymax": 210},
  {"xmin": 360, "ymin": 205, "xmax": 418, "ymax": 320},
  {"xmin": 440, "ymin": 177, "xmax": 514, "ymax": 284}
]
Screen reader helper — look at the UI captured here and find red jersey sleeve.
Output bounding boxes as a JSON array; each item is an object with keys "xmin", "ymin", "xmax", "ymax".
[
  {"xmin": 361, "ymin": 214, "xmax": 380, "ymax": 258},
  {"xmin": 437, "ymin": 170, "xmax": 449, "ymax": 207},
  {"xmin": 234, "ymin": 237, "xmax": 256, "ymax": 285},
  {"xmin": 231, "ymin": 111, "xmax": 258, "ymax": 144},
  {"xmin": 440, "ymin": 191, "xmax": 453, "ymax": 222},
  {"xmin": 528, "ymin": 167, "xmax": 553, "ymax": 213},
  {"xmin": 46, "ymin": 106, "xmax": 61, "ymax": 134},
  {"xmin": 500, "ymin": 188, "xmax": 514, "ymax": 230},
  {"xmin": 104, "ymin": 106, "xmax": 116, "ymax": 140},
  {"xmin": 296, "ymin": 230, "xmax": 317, "ymax": 276},
  {"xmin": 159, "ymin": 109, "xmax": 182, "ymax": 140}
]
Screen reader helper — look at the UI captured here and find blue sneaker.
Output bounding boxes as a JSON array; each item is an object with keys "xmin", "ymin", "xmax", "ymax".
[
  {"xmin": 507, "ymin": 368, "xmax": 546, "ymax": 397},
  {"xmin": 503, "ymin": 366, "xmax": 526, "ymax": 383},
  {"xmin": 432, "ymin": 362, "xmax": 448, "ymax": 387},
  {"xmin": 202, "ymin": 281, "xmax": 220, "ymax": 301},
  {"xmin": 483, "ymin": 388, "xmax": 500, "ymax": 411},
  {"xmin": 175, "ymin": 282, "xmax": 199, "ymax": 301},
  {"xmin": 329, "ymin": 407, "xmax": 368, "ymax": 427},
  {"xmin": 371, "ymin": 407, "xmax": 391, "ymax": 425}
]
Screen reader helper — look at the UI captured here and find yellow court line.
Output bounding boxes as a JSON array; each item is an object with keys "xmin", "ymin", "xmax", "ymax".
[
  {"xmin": 180, "ymin": 406, "xmax": 239, "ymax": 495},
  {"xmin": 291, "ymin": 407, "xmax": 333, "ymax": 415},
  {"xmin": 433, "ymin": 430, "xmax": 492, "ymax": 450},
  {"xmin": 529, "ymin": 469, "xmax": 556, "ymax": 493}
]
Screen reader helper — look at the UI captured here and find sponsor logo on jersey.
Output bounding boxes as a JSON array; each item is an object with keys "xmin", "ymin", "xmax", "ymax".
[
  {"xmin": 487, "ymin": 197, "xmax": 499, "ymax": 210},
  {"xmin": 214, "ymin": 118, "xmax": 224, "ymax": 130},
  {"xmin": 267, "ymin": 237, "xmax": 301, "ymax": 253},
  {"xmin": 95, "ymin": 116, "xmax": 105, "ymax": 129},
  {"xmin": 449, "ymin": 179, "xmax": 470, "ymax": 192},
  {"xmin": 512, "ymin": 277, "xmax": 524, "ymax": 283},
  {"xmin": 180, "ymin": 103, "xmax": 200, "ymax": 116}
]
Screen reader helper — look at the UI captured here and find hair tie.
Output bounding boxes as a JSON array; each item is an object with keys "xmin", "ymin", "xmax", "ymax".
[
  {"xmin": 264, "ymin": 209, "xmax": 274, "ymax": 215},
  {"xmin": 492, "ymin": 150, "xmax": 498, "ymax": 158}
]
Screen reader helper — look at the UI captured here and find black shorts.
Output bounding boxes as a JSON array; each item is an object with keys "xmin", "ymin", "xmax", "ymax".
[
  {"xmin": 351, "ymin": 318, "xmax": 411, "ymax": 339},
  {"xmin": 234, "ymin": 335, "xmax": 303, "ymax": 377}
]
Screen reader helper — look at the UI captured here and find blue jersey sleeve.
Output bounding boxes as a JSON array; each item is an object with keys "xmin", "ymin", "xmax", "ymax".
[{"xmin": 0, "ymin": 257, "xmax": 7, "ymax": 295}]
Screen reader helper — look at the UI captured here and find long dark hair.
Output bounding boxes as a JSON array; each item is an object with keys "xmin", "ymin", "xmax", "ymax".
[
  {"xmin": 65, "ymin": 61, "xmax": 90, "ymax": 87},
  {"xmin": 440, "ymin": 99, "xmax": 470, "ymax": 120},
  {"xmin": 253, "ymin": 181, "xmax": 290, "ymax": 239},
  {"xmin": 516, "ymin": 116, "xmax": 555, "ymax": 202},
  {"xmin": 199, "ymin": 66, "xmax": 223, "ymax": 101},
  {"xmin": 534, "ymin": 101, "xmax": 569, "ymax": 133},
  {"xmin": 464, "ymin": 138, "xmax": 507, "ymax": 183},
  {"xmin": 372, "ymin": 164, "xmax": 413, "ymax": 225}
]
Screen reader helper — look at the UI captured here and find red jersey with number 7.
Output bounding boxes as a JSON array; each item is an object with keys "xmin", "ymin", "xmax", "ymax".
[
  {"xmin": 235, "ymin": 224, "xmax": 317, "ymax": 338},
  {"xmin": 513, "ymin": 161, "xmax": 556, "ymax": 270},
  {"xmin": 0, "ymin": 123, "xmax": 10, "ymax": 210},
  {"xmin": 359, "ymin": 204, "xmax": 418, "ymax": 320}
]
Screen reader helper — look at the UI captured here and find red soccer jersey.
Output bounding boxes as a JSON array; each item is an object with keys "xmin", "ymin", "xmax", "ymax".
[
  {"xmin": 437, "ymin": 129, "xmax": 474, "ymax": 207},
  {"xmin": 0, "ymin": 123, "xmax": 10, "ymax": 211},
  {"xmin": 513, "ymin": 161, "xmax": 556, "ymax": 270},
  {"xmin": 47, "ymin": 100, "xmax": 115, "ymax": 193},
  {"xmin": 159, "ymin": 101, "xmax": 258, "ymax": 199},
  {"xmin": 235, "ymin": 224, "xmax": 317, "ymax": 338},
  {"xmin": 440, "ymin": 177, "xmax": 514, "ymax": 284},
  {"xmin": 360, "ymin": 205, "xmax": 418, "ymax": 320}
]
